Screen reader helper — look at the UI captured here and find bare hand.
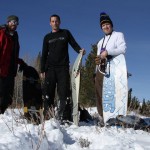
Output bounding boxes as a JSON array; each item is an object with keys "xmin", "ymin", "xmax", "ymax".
[
  {"xmin": 95, "ymin": 55, "xmax": 101, "ymax": 65},
  {"xmin": 100, "ymin": 50, "xmax": 108, "ymax": 59},
  {"xmin": 80, "ymin": 49, "xmax": 86, "ymax": 55}
]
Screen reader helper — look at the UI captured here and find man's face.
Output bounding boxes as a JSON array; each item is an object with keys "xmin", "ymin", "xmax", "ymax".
[
  {"xmin": 101, "ymin": 23, "xmax": 113, "ymax": 35},
  {"xmin": 50, "ymin": 17, "xmax": 60, "ymax": 31},
  {"xmin": 7, "ymin": 20, "xmax": 18, "ymax": 31}
]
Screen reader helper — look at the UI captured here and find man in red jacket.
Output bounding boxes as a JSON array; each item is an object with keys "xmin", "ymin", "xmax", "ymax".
[{"xmin": 0, "ymin": 15, "xmax": 23, "ymax": 114}]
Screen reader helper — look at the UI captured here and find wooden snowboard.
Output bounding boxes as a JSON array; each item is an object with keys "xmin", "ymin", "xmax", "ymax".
[{"xmin": 71, "ymin": 52, "xmax": 83, "ymax": 126}]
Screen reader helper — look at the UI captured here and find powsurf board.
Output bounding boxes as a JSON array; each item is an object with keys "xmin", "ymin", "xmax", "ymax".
[
  {"xmin": 97, "ymin": 54, "xmax": 128, "ymax": 123},
  {"xmin": 71, "ymin": 52, "xmax": 83, "ymax": 126}
]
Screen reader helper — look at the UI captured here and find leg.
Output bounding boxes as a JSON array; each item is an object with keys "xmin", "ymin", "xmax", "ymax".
[
  {"xmin": 63, "ymin": 73, "xmax": 73, "ymax": 121},
  {"xmin": 0, "ymin": 76, "xmax": 14, "ymax": 114},
  {"xmin": 43, "ymin": 68, "xmax": 56, "ymax": 118},
  {"xmin": 0, "ymin": 77, "xmax": 3, "ymax": 114},
  {"xmin": 6, "ymin": 76, "xmax": 15, "ymax": 105},
  {"xmin": 95, "ymin": 72, "xmax": 104, "ymax": 118},
  {"xmin": 56, "ymin": 67, "xmax": 70, "ymax": 121}
]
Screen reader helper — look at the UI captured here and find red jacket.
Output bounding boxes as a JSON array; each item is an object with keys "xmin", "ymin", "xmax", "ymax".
[{"xmin": 0, "ymin": 26, "xmax": 20, "ymax": 77}]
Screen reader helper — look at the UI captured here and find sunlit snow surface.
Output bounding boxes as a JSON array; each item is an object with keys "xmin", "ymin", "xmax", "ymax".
[{"xmin": 0, "ymin": 108, "xmax": 150, "ymax": 150}]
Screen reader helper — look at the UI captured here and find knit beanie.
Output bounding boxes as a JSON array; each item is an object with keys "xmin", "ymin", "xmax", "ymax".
[
  {"xmin": 7, "ymin": 15, "xmax": 19, "ymax": 23},
  {"xmin": 100, "ymin": 12, "xmax": 113, "ymax": 28}
]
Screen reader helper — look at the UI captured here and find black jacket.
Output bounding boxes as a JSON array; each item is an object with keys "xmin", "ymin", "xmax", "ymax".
[{"xmin": 41, "ymin": 29, "xmax": 81, "ymax": 72}]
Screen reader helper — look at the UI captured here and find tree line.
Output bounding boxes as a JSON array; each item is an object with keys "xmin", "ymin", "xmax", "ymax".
[{"xmin": 12, "ymin": 44, "xmax": 150, "ymax": 116}]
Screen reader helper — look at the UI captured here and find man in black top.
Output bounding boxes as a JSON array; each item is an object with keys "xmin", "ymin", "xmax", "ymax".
[{"xmin": 40, "ymin": 14, "xmax": 85, "ymax": 122}]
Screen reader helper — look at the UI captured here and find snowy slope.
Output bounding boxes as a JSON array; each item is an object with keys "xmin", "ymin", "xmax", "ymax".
[{"xmin": 0, "ymin": 108, "xmax": 150, "ymax": 150}]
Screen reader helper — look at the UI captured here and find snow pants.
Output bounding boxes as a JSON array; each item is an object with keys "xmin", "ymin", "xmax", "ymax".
[{"xmin": 95, "ymin": 72, "xmax": 104, "ymax": 118}]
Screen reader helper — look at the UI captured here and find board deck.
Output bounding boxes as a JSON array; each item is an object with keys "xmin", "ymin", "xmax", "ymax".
[
  {"xmin": 71, "ymin": 52, "xmax": 83, "ymax": 126},
  {"xmin": 102, "ymin": 54, "xmax": 128, "ymax": 123}
]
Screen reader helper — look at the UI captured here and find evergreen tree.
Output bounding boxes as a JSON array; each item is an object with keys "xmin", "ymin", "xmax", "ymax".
[
  {"xmin": 129, "ymin": 96, "xmax": 140, "ymax": 111},
  {"xmin": 127, "ymin": 72, "xmax": 132, "ymax": 109},
  {"xmin": 128, "ymin": 88, "xmax": 132, "ymax": 108},
  {"xmin": 146, "ymin": 100, "xmax": 150, "ymax": 116},
  {"xmin": 34, "ymin": 52, "xmax": 41, "ymax": 73},
  {"xmin": 141, "ymin": 99, "xmax": 150, "ymax": 116},
  {"xmin": 141, "ymin": 99, "xmax": 146, "ymax": 113},
  {"xmin": 79, "ymin": 44, "xmax": 97, "ymax": 107}
]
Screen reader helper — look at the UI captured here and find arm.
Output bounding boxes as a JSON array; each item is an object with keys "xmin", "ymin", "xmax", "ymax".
[
  {"xmin": 0, "ymin": 29, "xmax": 4, "ymax": 53},
  {"xmin": 99, "ymin": 32, "xmax": 126, "ymax": 59},
  {"xmin": 40, "ymin": 36, "xmax": 48, "ymax": 79},
  {"xmin": 41, "ymin": 36, "xmax": 48, "ymax": 73},
  {"xmin": 0, "ymin": 30, "xmax": 3, "ymax": 72},
  {"xmin": 67, "ymin": 30, "xmax": 81, "ymax": 53},
  {"xmin": 107, "ymin": 32, "xmax": 126, "ymax": 56}
]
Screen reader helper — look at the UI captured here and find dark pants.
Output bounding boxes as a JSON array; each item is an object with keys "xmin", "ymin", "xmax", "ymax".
[
  {"xmin": 0, "ymin": 76, "xmax": 15, "ymax": 114},
  {"xmin": 95, "ymin": 72, "xmax": 104, "ymax": 118},
  {"xmin": 43, "ymin": 66, "xmax": 70, "ymax": 120}
]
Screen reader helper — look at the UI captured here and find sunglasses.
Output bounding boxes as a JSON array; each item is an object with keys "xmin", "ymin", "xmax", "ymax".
[{"xmin": 9, "ymin": 20, "xmax": 19, "ymax": 25}]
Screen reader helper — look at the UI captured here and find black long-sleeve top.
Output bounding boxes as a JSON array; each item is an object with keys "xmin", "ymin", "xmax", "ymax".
[{"xmin": 41, "ymin": 29, "xmax": 81, "ymax": 73}]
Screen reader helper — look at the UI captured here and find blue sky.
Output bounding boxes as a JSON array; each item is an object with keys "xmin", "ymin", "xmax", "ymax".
[{"xmin": 1, "ymin": 0, "xmax": 150, "ymax": 101}]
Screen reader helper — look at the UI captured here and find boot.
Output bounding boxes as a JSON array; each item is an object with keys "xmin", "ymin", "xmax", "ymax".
[
  {"xmin": 43, "ymin": 95, "xmax": 54, "ymax": 120},
  {"xmin": 56, "ymin": 100, "xmax": 66, "ymax": 124}
]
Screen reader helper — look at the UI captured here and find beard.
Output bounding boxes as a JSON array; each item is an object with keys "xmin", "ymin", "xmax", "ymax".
[{"xmin": 8, "ymin": 25, "xmax": 17, "ymax": 32}]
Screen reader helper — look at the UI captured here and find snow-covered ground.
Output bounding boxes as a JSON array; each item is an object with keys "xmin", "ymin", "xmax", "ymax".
[{"xmin": 0, "ymin": 108, "xmax": 150, "ymax": 150}]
